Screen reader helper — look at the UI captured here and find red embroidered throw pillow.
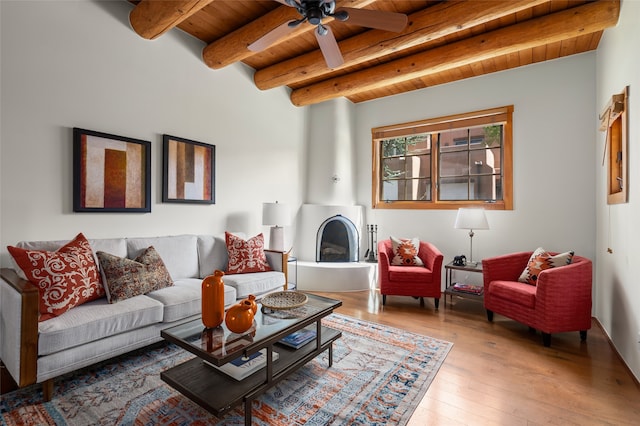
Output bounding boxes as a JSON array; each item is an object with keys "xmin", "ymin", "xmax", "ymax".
[
  {"xmin": 225, "ymin": 232, "xmax": 272, "ymax": 274},
  {"xmin": 390, "ymin": 236, "xmax": 424, "ymax": 266},
  {"xmin": 7, "ymin": 233, "xmax": 105, "ymax": 321}
]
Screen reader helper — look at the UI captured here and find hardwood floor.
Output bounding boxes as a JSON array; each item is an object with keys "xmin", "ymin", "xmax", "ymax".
[{"xmin": 312, "ymin": 290, "xmax": 640, "ymax": 425}]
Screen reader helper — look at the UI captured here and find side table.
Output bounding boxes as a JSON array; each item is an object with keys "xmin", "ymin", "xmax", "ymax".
[{"xmin": 444, "ymin": 261, "xmax": 484, "ymax": 307}]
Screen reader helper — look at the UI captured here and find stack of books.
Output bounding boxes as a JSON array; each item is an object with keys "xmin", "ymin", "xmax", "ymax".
[
  {"xmin": 205, "ymin": 349, "xmax": 279, "ymax": 380},
  {"xmin": 278, "ymin": 328, "xmax": 317, "ymax": 349},
  {"xmin": 452, "ymin": 283, "xmax": 484, "ymax": 295}
]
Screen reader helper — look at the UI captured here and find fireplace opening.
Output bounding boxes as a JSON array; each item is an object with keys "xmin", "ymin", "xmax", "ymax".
[{"xmin": 316, "ymin": 215, "xmax": 359, "ymax": 262}]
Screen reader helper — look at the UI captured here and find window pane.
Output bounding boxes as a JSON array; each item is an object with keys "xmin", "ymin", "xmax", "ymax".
[
  {"xmin": 382, "ymin": 157, "xmax": 406, "ymax": 180},
  {"xmin": 440, "ymin": 129, "xmax": 468, "ymax": 148},
  {"xmin": 405, "ymin": 134, "xmax": 431, "ymax": 155},
  {"xmin": 440, "ymin": 151, "xmax": 468, "ymax": 177},
  {"xmin": 382, "ymin": 139, "xmax": 406, "ymax": 157},
  {"xmin": 382, "ymin": 178, "xmax": 430, "ymax": 201},
  {"xmin": 439, "ymin": 177, "xmax": 468, "ymax": 200}
]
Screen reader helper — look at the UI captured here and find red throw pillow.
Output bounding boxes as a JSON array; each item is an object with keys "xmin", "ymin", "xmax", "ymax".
[
  {"xmin": 7, "ymin": 233, "xmax": 105, "ymax": 321},
  {"xmin": 225, "ymin": 232, "xmax": 272, "ymax": 274}
]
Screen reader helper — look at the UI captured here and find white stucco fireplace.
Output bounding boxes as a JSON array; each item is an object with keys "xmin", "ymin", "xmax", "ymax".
[{"xmin": 294, "ymin": 204, "xmax": 377, "ymax": 292}]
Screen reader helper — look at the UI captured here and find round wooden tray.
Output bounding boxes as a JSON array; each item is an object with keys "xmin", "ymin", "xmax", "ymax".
[{"xmin": 260, "ymin": 291, "xmax": 308, "ymax": 310}]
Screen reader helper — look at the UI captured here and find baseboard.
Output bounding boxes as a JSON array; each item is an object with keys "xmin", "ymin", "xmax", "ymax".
[{"xmin": 593, "ymin": 317, "xmax": 640, "ymax": 388}]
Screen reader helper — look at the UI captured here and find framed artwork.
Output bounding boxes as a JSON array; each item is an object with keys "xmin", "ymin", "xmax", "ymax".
[
  {"xmin": 73, "ymin": 128, "xmax": 151, "ymax": 213},
  {"xmin": 162, "ymin": 135, "xmax": 215, "ymax": 204}
]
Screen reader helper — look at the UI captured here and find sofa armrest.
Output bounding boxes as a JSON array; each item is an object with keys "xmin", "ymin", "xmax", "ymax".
[
  {"xmin": 535, "ymin": 256, "xmax": 593, "ymax": 319},
  {"xmin": 377, "ymin": 241, "xmax": 391, "ymax": 274},
  {"xmin": 264, "ymin": 250, "xmax": 289, "ymax": 288},
  {"xmin": 418, "ymin": 241, "xmax": 444, "ymax": 288},
  {"xmin": 0, "ymin": 268, "xmax": 39, "ymax": 387}
]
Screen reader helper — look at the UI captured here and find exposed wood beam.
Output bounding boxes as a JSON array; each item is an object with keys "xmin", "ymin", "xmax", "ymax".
[
  {"xmin": 290, "ymin": 0, "xmax": 619, "ymax": 106},
  {"xmin": 202, "ymin": 0, "xmax": 378, "ymax": 69},
  {"xmin": 130, "ymin": 0, "xmax": 215, "ymax": 40},
  {"xmin": 255, "ymin": 0, "xmax": 549, "ymax": 90}
]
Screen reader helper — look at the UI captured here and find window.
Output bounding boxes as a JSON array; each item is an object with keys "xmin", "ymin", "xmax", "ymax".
[{"xmin": 372, "ymin": 106, "xmax": 513, "ymax": 210}]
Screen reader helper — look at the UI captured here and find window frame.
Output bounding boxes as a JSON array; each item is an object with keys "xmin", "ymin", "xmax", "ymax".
[{"xmin": 372, "ymin": 105, "xmax": 513, "ymax": 210}]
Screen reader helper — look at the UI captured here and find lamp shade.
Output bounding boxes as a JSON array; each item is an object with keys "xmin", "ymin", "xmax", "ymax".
[
  {"xmin": 262, "ymin": 202, "xmax": 291, "ymax": 226},
  {"xmin": 454, "ymin": 208, "xmax": 489, "ymax": 230}
]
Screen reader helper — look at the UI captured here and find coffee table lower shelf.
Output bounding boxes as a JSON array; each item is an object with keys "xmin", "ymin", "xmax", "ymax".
[{"xmin": 161, "ymin": 326, "xmax": 341, "ymax": 422}]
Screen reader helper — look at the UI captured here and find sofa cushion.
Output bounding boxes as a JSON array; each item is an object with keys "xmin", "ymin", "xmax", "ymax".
[
  {"xmin": 390, "ymin": 236, "xmax": 424, "ymax": 266},
  {"xmin": 97, "ymin": 247, "xmax": 173, "ymax": 303},
  {"xmin": 518, "ymin": 247, "xmax": 574, "ymax": 285},
  {"xmin": 127, "ymin": 235, "xmax": 199, "ymax": 279},
  {"xmin": 8, "ymin": 233, "xmax": 106, "ymax": 321},
  {"xmin": 37, "ymin": 295, "xmax": 164, "ymax": 356},
  {"xmin": 489, "ymin": 280, "xmax": 537, "ymax": 309},
  {"xmin": 197, "ymin": 235, "xmax": 229, "ymax": 278},
  {"xmin": 388, "ymin": 265, "xmax": 432, "ymax": 282},
  {"xmin": 146, "ymin": 278, "xmax": 236, "ymax": 322},
  {"xmin": 225, "ymin": 232, "xmax": 272, "ymax": 274},
  {"xmin": 223, "ymin": 271, "xmax": 285, "ymax": 299}
]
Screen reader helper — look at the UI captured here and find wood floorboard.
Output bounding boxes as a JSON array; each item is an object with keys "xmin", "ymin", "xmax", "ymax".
[{"xmin": 311, "ymin": 290, "xmax": 640, "ymax": 425}]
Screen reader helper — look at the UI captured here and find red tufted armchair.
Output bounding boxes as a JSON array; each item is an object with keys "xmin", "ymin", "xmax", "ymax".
[
  {"xmin": 377, "ymin": 239, "xmax": 444, "ymax": 309},
  {"xmin": 482, "ymin": 251, "xmax": 592, "ymax": 347}
]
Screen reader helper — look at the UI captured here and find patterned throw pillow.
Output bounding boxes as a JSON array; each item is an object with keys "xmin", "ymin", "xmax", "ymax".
[
  {"xmin": 97, "ymin": 246, "xmax": 173, "ymax": 303},
  {"xmin": 518, "ymin": 247, "xmax": 575, "ymax": 285},
  {"xmin": 7, "ymin": 233, "xmax": 105, "ymax": 321},
  {"xmin": 225, "ymin": 232, "xmax": 272, "ymax": 274},
  {"xmin": 390, "ymin": 236, "xmax": 424, "ymax": 266}
]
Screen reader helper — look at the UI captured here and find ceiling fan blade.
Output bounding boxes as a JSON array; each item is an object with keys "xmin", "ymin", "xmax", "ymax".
[
  {"xmin": 335, "ymin": 7, "xmax": 408, "ymax": 32},
  {"xmin": 315, "ymin": 26, "xmax": 343, "ymax": 69},
  {"xmin": 248, "ymin": 21, "xmax": 298, "ymax": 52},
  {"xmin": 273, "ymin": 0, "xmax": 298, "ymax": 7}
]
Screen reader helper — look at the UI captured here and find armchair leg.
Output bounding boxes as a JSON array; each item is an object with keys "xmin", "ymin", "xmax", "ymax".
[
  {"xmin": 434, "ymin": 298, "xmax": 440, "ymax": 310},
  {"xmin": 382, "ymin": 295, "xmax": 386, "ymax": 305},
  {"xmin": 580, "ymin": 330, "xmax": 587, "ymax": 341},
  {"xmin": 419, "ymin": 297, "xmax": 425, "ymax": 307},
  {"xmin": 486, "ymin": 310, "xmax": 493, "ymax": 322},
  {"xmin": 542, "ymin": 333, "xmax": 551, "ymax": 347}
]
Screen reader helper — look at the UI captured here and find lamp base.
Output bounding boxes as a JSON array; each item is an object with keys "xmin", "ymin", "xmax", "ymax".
[{"xmin": 269, "ymin": 226, "xmax": 284, "ymax": 252}]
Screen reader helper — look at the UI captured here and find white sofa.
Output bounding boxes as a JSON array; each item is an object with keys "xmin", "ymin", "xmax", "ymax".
[{"xmin": 0, "ymin": 234, "xmax": 287, "ymax": 400}]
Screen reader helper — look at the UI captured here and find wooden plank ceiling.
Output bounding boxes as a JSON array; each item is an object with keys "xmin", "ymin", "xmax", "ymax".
[{"xmin": 128, "ymin": 0, "xmax": 620, "ymax": 106}]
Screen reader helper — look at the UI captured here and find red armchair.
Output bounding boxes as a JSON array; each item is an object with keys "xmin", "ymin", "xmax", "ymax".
[
  {"xmin": 482, "ymin": 251, "xmax": 592, "ymax": 347},
  {"xmin": 377, "ymin": 239, "xmax": 444, "ymax": 309}
]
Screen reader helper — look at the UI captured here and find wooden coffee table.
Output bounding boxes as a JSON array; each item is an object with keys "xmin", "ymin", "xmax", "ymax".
[{"xmin": 160, "ymin": 293, "xmax": 342, "ymax": 425}]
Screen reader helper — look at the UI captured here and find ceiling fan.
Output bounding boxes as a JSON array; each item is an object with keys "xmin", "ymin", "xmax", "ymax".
[{"xmin": 248, "ymin": 0, "xmax": 408, "ymax": 69}]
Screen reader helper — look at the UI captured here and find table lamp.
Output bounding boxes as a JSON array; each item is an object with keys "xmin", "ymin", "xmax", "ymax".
[
  {"xmin": 262, "ymin": 201, "xmax": 291, "ymax": 251},
  {"xmin": 454, "ymin": 208, "xmax": 489, "ymax": 265}
]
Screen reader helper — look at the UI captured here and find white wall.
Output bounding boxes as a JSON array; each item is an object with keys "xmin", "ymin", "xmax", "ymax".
[
  {"xmin": 0, "ymin": 0, "xmax": 306, "ymax": 265},
  {"xmin": 595, "ymin": 0, "xmax": 640, "ymax": 381},
  {"xmin": 354, "ymin": 54, "xmax": 597, "ymax": 268}
]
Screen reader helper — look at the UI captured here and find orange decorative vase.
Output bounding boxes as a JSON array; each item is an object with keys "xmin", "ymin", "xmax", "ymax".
[
  {"xmin": 225, "ymin": 300, "xmax": 255, "ymax": 334},
  {"xmin": 244, "ymin": 294, "xmax": 258, "ymax": 315},
  {"xmin": 201, "ymin": 270, "xmax": 225, "ymax": 328}
]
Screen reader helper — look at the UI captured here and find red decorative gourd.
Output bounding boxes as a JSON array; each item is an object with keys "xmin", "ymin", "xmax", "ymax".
[{"xmin": 201, "ymin": 270, "xmax": 225, "ymax": 328}]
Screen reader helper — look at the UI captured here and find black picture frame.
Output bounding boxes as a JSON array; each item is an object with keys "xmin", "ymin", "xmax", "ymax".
[
  {"xmin": 73, "ymin": 127, "xmax": 151, "ymax": 213},
  {"xmin": 162, "ymin": 134, "xmax": 216, "ymax": 204}
]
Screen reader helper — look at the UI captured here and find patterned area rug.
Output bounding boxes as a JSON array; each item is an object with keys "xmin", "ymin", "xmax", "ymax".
[{"xmin": 0, "ymin": 314, "xmax": 452, "ymax": 425}]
